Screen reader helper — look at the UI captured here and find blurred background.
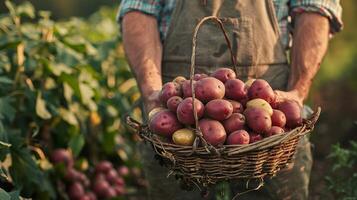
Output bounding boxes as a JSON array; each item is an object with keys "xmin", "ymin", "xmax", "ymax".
[{"xmin": 0, "ymin": 0, "xmax": 356, "ymax": 199}]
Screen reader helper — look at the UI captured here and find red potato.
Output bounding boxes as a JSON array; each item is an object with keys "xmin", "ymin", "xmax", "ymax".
[
  {"xmin": 224, "ymin": 79, "xmax": 247, "ymax": 101},
  {"xmin": 68, "ymin": 182, "xmax": 85, "ymax": 200},
  {"xmin": 87, "ymin": 192, "xmax": 97, "ymax": 200},
  {"xmin": 199, "ymin": 119, "xmax": 227, "ymax": 146},
  {"xmin": 106, "ymin": 169, "xmax": 119, "ymax": 184},
  {"xmin": 247, "ymin": 79, "xmax": 276, "ymax": 103},
  {"xmin": 117, "ymin": 166, "xmax": 130, "ymax": 177},
  {"xmin": 193, "ymin": 73, "xmax": 209, "ymax": 81},
  {"xmin": 149, "ymin": 110, "xmax": 183, "ymax": 137},
  {"xmin": 205, "ymin": 99, "xmax": 233, "ymax": 121},
  {"xmin": 103, "ymin": 187, "xmax": 117, "ymax": 199},
  {"xmin": 64, "ymin": 168, "xmax": 83, "ymax": 182},
  {"xmin": 51, "ymin": 149, "xmax": 73, "ymax": 167},
  {"xmin": 95, "ymin": 161, "xmax": 113, "ymax": 173},
  {"xmin": 166, "ymin": 96, "xmax": 183, "ymax": 112},
  {"xmin": 195, "ymin": 77, "xmax": 225, "ymax": 103},
  {"xmin": 113, "ymin": 177, "xmax": 124, "ymax": 186},
  {"xmin": 211, "ymin": 68, "xmax": 236, "ymax": 83},
  {"xmin": 93, "ymin": 179, "xmax": 110, "ymax": 197},
  {"xmin": 177, "ymin": 97, "xmax": 204, "ymax": 125},
  {"xmin": 278, "ymin": 100, "xmax": 302, "ymax": 128},
  {"xmin": 182, "ymin": 80, "xmax": 196, "ymax": 98},
  {"xmin": 80, "ymin": 174, "xmax": 90, "ymax": 187},
  {"xmin": 223, "ymin": 113, "xmax": 246, "ymax": 134},
  {"xmin": 79, "ymin": 195, "xmax": 91, "ymax": 200},
  {"xmin": 271, "ymin": 109, "xmax": 286, "ymax": 127},
  {"xmin": 159, "ymin": 82, "xmax": 182, "ymax": 103},
  {"xmin": 227, "ymin": 100, "xmax": 244, "ymax": 113},
  {"xmin": 226, "ymin": 130, "xmax": 250, "ymax": 145},
  {"xmin": 244, "ymin": 107, "xmax": 272, "ymax": 133},
  {"xmin": 114, "ymin": 186, "xmax": 125, "ymax": 195},
  {"xmin": 265, "ymin": 126, "xmax": 285, "ymax": 137},
  {"xmin": 94, "ymin": 173, "xmax": 106, "ymax": 181},
  {"xmin": 240, "ymin": 96, "xmax": 250, "ymax": 108},
  {"xmin": 249, "ymin": 133, "xmax": 263, "ymax": 143}
]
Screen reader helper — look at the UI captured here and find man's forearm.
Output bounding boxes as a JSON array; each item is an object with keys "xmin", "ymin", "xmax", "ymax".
[
  {"xmin": 289, "ymin": 12, "xmax": 330, "ymax": 101},
  {"xmin": 122, "ymin": 12, "xmax": 163, "ymax": 112}
]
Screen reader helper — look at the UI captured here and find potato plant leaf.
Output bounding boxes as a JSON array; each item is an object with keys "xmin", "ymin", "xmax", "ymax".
[
  {"xmin": 0, "ymin": 97, "xmax": 16, "ymax": 122},
  {"xmin": 68, "ymin": 134, "xmax": 85, "ymax": 157},
  {"xmin": 35, "ymin": 92, "xmax": 52, "ymax": 119}
]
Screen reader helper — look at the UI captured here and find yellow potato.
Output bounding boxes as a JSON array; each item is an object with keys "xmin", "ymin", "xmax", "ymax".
[
  {"xmin": 172, "ymin": 128, "xmax": 196, "ymax": 146},
  {"xmin": 173, "ymin": 76, "xmax": 186, "ymax": 85},
  {"xmin": 246, "ymin": 98, "xmax": 273, "ymax": 116},
  {"xmin": 148, "ymin": 107, "xmax": 166, "ymax": 121},
  {"xmin": 244, "ymin": 78, "xmax": 256, "ymax": 88}
]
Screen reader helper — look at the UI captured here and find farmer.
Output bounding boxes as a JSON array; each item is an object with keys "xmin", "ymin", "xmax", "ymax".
[{"xmin": 119, "ymin": 0, "xmax": 342, "ymax": 199}]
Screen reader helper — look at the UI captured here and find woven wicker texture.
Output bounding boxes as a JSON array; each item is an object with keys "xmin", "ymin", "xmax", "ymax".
[{"xmin": 127, "ymin": 108, "xmax": 319, "ymax": 188}]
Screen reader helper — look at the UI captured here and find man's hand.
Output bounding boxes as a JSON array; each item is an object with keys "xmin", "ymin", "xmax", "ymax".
[
  {"xmin": 274, "ymin": 90, "xmax": 303, "ymax": 108},
  {"xmin": 144, "ymin": 90, "xmax": 162, "ymax": 114},
  {"xmin": 281, "ymin": 12, "xmax": 329, "ymax": 105},
  {"xmin": 122, "ymin": 12, "xmax": 163, "ymax": 116}
]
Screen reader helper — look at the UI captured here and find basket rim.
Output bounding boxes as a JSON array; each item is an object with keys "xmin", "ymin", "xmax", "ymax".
[{"xmin": 126, "ymin": 107, "xmax": 320, "ymax": 156}]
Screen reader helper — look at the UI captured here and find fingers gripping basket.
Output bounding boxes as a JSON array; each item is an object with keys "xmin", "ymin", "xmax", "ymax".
[{"xmin": 126, "ymin": 16, "xmax": 321, "ymax": 192}]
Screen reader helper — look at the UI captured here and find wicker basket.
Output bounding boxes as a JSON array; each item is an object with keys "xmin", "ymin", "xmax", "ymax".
[{"xmin": 126, "ymin": 16, "xmax": 321, "ymax": 193}]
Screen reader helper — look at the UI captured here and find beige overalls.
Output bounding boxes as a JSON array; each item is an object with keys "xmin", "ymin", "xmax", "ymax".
[{"xmin": 139, "ymin": 0, "xmax": 313, "ymax": 199}]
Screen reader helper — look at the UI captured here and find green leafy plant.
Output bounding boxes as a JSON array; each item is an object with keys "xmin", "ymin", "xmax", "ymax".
[
  {"xmin": 0, "ymin": 1, "xmax": 143, "ymax": 199},
  {"xmin": 325, "ymin": 141, "xmax": 357, "ymax": 200}
]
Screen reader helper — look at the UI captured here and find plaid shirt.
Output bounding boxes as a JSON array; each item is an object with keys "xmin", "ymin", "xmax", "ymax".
[{"xmin": 118, "ymin": 0, "xmax": 342, "ymax": 48}]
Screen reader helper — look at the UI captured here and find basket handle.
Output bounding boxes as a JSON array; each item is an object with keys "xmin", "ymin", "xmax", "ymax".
[{"xmin": 189, "ymin": 16, "xmax": 237, "ymax": 154}]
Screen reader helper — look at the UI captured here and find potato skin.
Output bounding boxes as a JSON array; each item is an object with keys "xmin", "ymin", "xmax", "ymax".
[
  {"xmin": 159, "ymin": 82, "xmax": 182, "ymax": 103},
  {"xmin": 193, "ymin": 73, "xmax": 208, "ymax": 81},
  {"xmin": 166, "ymin": 96, "xmax": 183, "ymax": 113},
  {"xmin": 249, "ymin": 132, "xmax": 263, "ymax": 143},
  {"xmin": 226, "ymin": 130, "xmax": 250, "ymax": 145},
  {"xmin": 271, "ymin": 109, "xmax": 286, "ymax": 127},
  {"xmin": 205, "ymin": 99, "xmax": 233, "ymax": 121},
  {"xmin": 244, "ymin": 107, "xmax": 272, "ymax": 134},
  {"xmin": 177, "ymin": 97, "xmax": 205, "ymax": 125},
  {"xmin": 265, "ymin": 126, "xmax": 285, "ymax": 137},
  {"xmin": 182, "ymin": 80, "xmax": 196, "ymax": 98},
  {"xmin": 148, "ymin": 107, "xmax": 166, "ymax": 121},
  {"xmin": 173, "ymin": 76, "xmax": 186, "ymax": 85},
  {"xmin": 278, "ymin": 100, "xmax": 302, "ymax": 128},
  {"xmin": 198, "ymin": 119, "xmax": 226, "ymax": 147},
  {"xmin": 223, "ymin": 113, "xmax": 246, "ymax": 134},
  {"xmin": 172, "ymin": 128, "xmax": 196, "ymax": 146},
  {"xmin": 211, "ymin": 68, "xmax": 236, "ymax": 83},
  {"xmin": 224, "ymin": 79, "xmax": 247, "ymax": 101},
  {"xmin": 195, "ymin": 77, "xmax": 225, "ymax": 103},
  {"xmin": 227, "ymin": 100, "xmax": 244, "ymax": 113},
  {"xmin": 247, "ymin": 79, "xmax": 276, "ymax": 104},
  {"xmin": 149, "ymin": 110, "xmax": 182, "ymax": 137},
  {"xmin": 246, "ymin": 98, "xmax": 273, "ymax": 116}
]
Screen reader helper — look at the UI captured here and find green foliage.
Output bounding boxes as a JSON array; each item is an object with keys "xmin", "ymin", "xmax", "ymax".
[
  {"xmin": 325, "ymin": 141, "xmax": 357, "ymax": 199},
  {"xmin": 0, "ymin": 1, "xmax": 141, "ymax": 199}
]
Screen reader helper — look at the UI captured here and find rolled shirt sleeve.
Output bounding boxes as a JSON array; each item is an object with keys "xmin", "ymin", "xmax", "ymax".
[
  {"xmin": 290, "ymin": 0, "xmax": 343, "ymax": 33},
  {"xmin": 117, "ymin": 0, "xmax": 162, "ymax": 22}
]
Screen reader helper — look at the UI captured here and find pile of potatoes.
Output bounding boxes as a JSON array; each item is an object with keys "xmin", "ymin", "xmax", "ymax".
[{"xmin": 149, "ymin": 68, "xmax": 302, "ymax": 147}]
